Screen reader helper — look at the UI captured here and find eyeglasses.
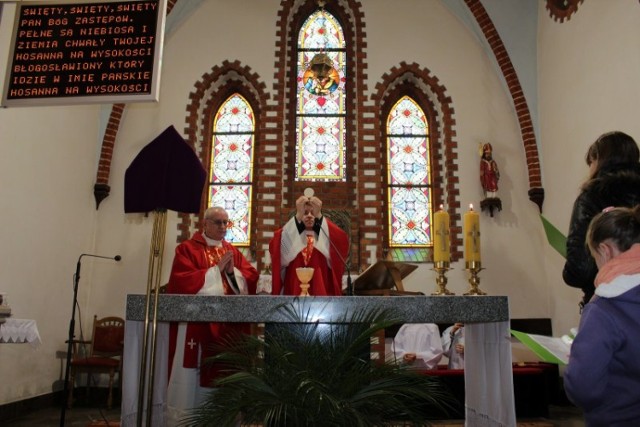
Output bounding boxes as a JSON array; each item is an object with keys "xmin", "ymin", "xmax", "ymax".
[{"xmin": 207, "ymin": 219, "xmax": 230, "ymax": 226}]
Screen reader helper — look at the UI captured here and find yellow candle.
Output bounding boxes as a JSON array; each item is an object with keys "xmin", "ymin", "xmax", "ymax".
[
  {"xmin": 464, "ymin": 204, "xmax": 481, "ymax": 263},
  {"xmin": 433, "ymin": 205, "xmax": 450, "ymax": 263}
]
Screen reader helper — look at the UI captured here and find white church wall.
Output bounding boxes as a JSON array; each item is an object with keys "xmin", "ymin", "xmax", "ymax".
[
  {"xmin": 538, "ymin": 0, "xmax": 640, "ymax": 337},
  {"xmin": 0, "ymin": 99, "xmax": 105, "ymax": 403}
]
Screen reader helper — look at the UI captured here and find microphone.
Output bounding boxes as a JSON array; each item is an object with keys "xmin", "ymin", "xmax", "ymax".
[
  {"xmin": 318, "ymin": 220, "xmax": 354, "ymax": 296},
  {"xmin": 75, "ymin": 254, "xmax": 121, "ymax": 281},
  {"xmin": 79, "ymin": 253, "xmax": 121, "ymax": 262}
]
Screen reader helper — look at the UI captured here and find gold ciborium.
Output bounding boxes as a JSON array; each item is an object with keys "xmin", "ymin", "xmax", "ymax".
[
  {"xmin": 464, "ymin": 261, "xmax": 486, "ymax": 295},
  {"xmin": 296, "ymin": 267, "xmax": 314, "ymax": 297}
]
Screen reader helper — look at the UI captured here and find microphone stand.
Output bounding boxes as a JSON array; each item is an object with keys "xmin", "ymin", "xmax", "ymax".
[
  {"xmin": 59, "ymin": 254, "xmax": 119, "ymax": 426},
  {"xmin": 59, "ymin": 257, "xmax": 82, "ymax": 427},
  {"xmin": 318, "ymin": 220, "xmax": 354, "ymax": 296}
]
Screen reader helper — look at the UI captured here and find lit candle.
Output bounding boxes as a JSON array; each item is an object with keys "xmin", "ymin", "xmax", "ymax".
[
  {"xmin": 433, "ymin": 205, "xmax": 450, "ymax": 263},
  {"xmin": 464, "ymin": 204, "xmax": 481, "ymax": 263}
]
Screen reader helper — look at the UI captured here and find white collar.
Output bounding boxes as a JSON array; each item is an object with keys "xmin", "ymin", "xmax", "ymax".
[{"xmin": 203, "ymin": 234, "xmax": 222, "ymax": 247}]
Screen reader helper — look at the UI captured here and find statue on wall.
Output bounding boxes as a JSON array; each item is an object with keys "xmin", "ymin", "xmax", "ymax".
[
  {"xmin": 480, "ymin": 143, "xmax": 500, "ymax": 198},
  {"xmin": 479, "ymin": 142, "xmax": 502, "ymax": 216}
]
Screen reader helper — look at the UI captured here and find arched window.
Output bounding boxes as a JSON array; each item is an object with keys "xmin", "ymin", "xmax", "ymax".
[
  {"xmin": 386, "ymin": 96, "xmax": 433, "ymax": 247},
  {"xmin": 295, "ymin": 8, "xmax": 346, "ymax": 181},
  {"xmin": 208, "ymin": 93, "xmax": 255, "ymax": 246}
]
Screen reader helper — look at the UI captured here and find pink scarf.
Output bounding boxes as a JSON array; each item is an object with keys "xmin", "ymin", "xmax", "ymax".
[{"xmin": 594, "ymin": 243, "xmax": 640, "ymax": 287}]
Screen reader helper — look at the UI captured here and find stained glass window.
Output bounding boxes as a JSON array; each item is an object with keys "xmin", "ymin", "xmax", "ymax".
[
  {"xmin": 209, "ymin": 94, "xmax": 255, "ymax": 245},
  {"xmin": 387, "ymin": 96, "xmax": 432, "ymax": 247},
  {"xmin": 295, "ymin": 9, "xmax": 346, "ymax": 181}
]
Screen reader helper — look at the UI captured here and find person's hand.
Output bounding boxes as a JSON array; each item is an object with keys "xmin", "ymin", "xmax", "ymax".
[
  {"xmin": 403, "ymin": 353, "xmax": 417, "ymax": 364},
  {"xmin": 455, "ymin": 343, "xmax": 464, "ymax": 354},
  {"xmin": 450, "ymin": 322, "xmax": 463, "ymax": 337},
  {"xmin": 309, "ymin": 196, "xmax": 322, "ymax": 219},
  {"xmin": 295, "ymin": 196, "xmax": 308, "ymax": 221},
  {"xmin": 218, "ymin": 251, "xmax": 234, "ymax": 274}
]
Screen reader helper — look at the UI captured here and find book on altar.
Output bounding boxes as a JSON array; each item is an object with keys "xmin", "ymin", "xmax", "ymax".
[{"xmin": 510, "ymin": 328, "xmax": 576, "ymax": 365}]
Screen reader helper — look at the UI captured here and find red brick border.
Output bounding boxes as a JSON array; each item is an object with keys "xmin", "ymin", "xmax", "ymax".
[
  {"xmin": 269, "ymin": 0, "xmax": 369, "ymax": 269},
  {"xmin": 372, "ymin": 64, "xmax": 462, "ymax": 260},
  {"xmin": 464, "ymin": 0, "xmax": 544, "ymax": 211},
  {"xmin": 179, "ymin": 60, "xmax": 270, "ymax": 252}
]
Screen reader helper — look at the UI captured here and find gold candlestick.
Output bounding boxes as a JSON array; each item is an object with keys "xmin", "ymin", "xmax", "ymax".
[
  {"xmin": 432, "ymin": 261, "xmax": 454, "ymax": 295},
  {"xmin": 296, "ymin": 267, "xmax": 314, "ymax": 297},
  {"xmin": 464, "ymin": 261, "xmax": 486, "ymax": 295}
]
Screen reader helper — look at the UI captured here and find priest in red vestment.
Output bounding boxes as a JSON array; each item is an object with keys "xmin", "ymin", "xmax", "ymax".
[
  {"xmin": 269, "ymin": 195, "xmax": 349, "ymax": 296},
  {"xmin": 166, "ymin": 206, "xmax": 258, "ymax": 421}
]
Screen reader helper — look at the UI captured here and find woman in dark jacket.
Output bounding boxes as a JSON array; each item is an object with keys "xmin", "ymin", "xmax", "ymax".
[{"xmin": 563, "ymin": 131, "xmax": 640, "ymax": 310}]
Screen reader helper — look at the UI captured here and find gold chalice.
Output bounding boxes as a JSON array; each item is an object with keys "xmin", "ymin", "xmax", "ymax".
[{"xmin": 296, "ymin": 267, "xmax": 314, "ymax": 297}]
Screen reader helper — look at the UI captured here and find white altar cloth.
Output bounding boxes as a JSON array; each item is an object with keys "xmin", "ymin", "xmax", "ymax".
[
  {"xmin": 465, "ymin": 322, "xmax": 516, "ymax": 426},
  {"xmin": 121, "ymin": 321, "xmax": 169, "ymax": 427},
  {"xmin": 0, "ymin": 318, "xmax": 41, "ymax": 346}
]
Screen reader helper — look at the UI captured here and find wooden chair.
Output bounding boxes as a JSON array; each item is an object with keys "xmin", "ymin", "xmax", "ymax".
[{"xmin": 67, "ymin": 315, "xmax": 125, "ymax": 409}]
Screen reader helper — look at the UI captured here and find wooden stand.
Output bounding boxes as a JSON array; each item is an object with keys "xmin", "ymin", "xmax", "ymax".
[{"xmin": 353, "ymin": 260, "xmax": 421, "ymax": 296}]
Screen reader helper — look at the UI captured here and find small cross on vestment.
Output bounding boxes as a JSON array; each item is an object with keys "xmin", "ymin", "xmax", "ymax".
[{"xmin": 187, "ymin": 338, "xmax": 197, "ymax": 350}]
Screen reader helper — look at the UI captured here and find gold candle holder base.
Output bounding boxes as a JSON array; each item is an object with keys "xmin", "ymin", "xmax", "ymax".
[
  {"xmin": 464, "ymin": 261, "xmax": 486, "ymax": 295},
  {"xmin": 432, "ymin": 261, "xmax": 455, "ymax": 295},
  {"xmin": 296, "ymin": 267, "xmax": 314, "ymax": 297}
]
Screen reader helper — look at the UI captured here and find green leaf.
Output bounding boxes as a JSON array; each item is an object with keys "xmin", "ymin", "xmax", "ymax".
[{"xmin": 541, "ymin": 214, "xmax": 567, "ymax": 258}]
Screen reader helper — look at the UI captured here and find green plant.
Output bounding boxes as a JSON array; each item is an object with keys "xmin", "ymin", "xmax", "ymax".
[{"xmin": 181, "ymin": 301, "xmax": 458, "ymax": 427}]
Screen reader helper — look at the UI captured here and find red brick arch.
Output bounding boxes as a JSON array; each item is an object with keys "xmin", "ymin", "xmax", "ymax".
[
  {"xmin": 464, "ymin": 0, "xmax": 544, "ymax": 211},
  {"xmin": 372, "ymin": 63, "xmax": 463, "ymax": 259},
  {"xmin": 177, "ymin": 60, "xmax": 270, "ymax": 244}
]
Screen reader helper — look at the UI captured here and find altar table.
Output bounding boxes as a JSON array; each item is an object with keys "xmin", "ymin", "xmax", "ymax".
[{"xmin": 122, "ymin": 294, "xmax": 515, "ymax": 427}]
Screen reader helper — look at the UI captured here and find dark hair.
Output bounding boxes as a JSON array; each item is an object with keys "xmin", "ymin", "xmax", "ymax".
[
  {"xmin": 587, "ymin": 205, "xmax": 640, "ymax": 254},
  {"xmin": 585, "ymin": 131, "xmax": 639, "ymax": 171}
]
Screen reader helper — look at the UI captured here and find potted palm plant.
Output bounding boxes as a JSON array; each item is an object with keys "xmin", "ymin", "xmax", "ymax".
[{"xmin": 181, "ymin": 301, "xmax": 458, "ymax": 426}]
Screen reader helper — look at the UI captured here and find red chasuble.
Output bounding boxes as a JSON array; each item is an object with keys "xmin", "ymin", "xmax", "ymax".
[
  {"xmin": 270, "ymin": 218, "xmax": 349, "ymax": 296},
  {"xmin": 167, "ymin": 231, "xmax": 258, "ymax": 387}
]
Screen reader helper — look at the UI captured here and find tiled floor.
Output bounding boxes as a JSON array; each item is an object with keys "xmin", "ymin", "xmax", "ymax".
[{"xmin": 3, "ymin": 404, "xmax": 584, "ymax": 427}]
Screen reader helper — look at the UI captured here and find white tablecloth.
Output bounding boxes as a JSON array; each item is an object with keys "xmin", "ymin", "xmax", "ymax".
[
  {"xmin": 121, "ymin": 321, "xmax": 169, "ymax": 427},
  {"xmin": 0, "ymin": 318, "xmax": 41, "ymax": 347},
  {"xmin": 465, "ymin": 322, "xmax": 516, "ymax": 427}
]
